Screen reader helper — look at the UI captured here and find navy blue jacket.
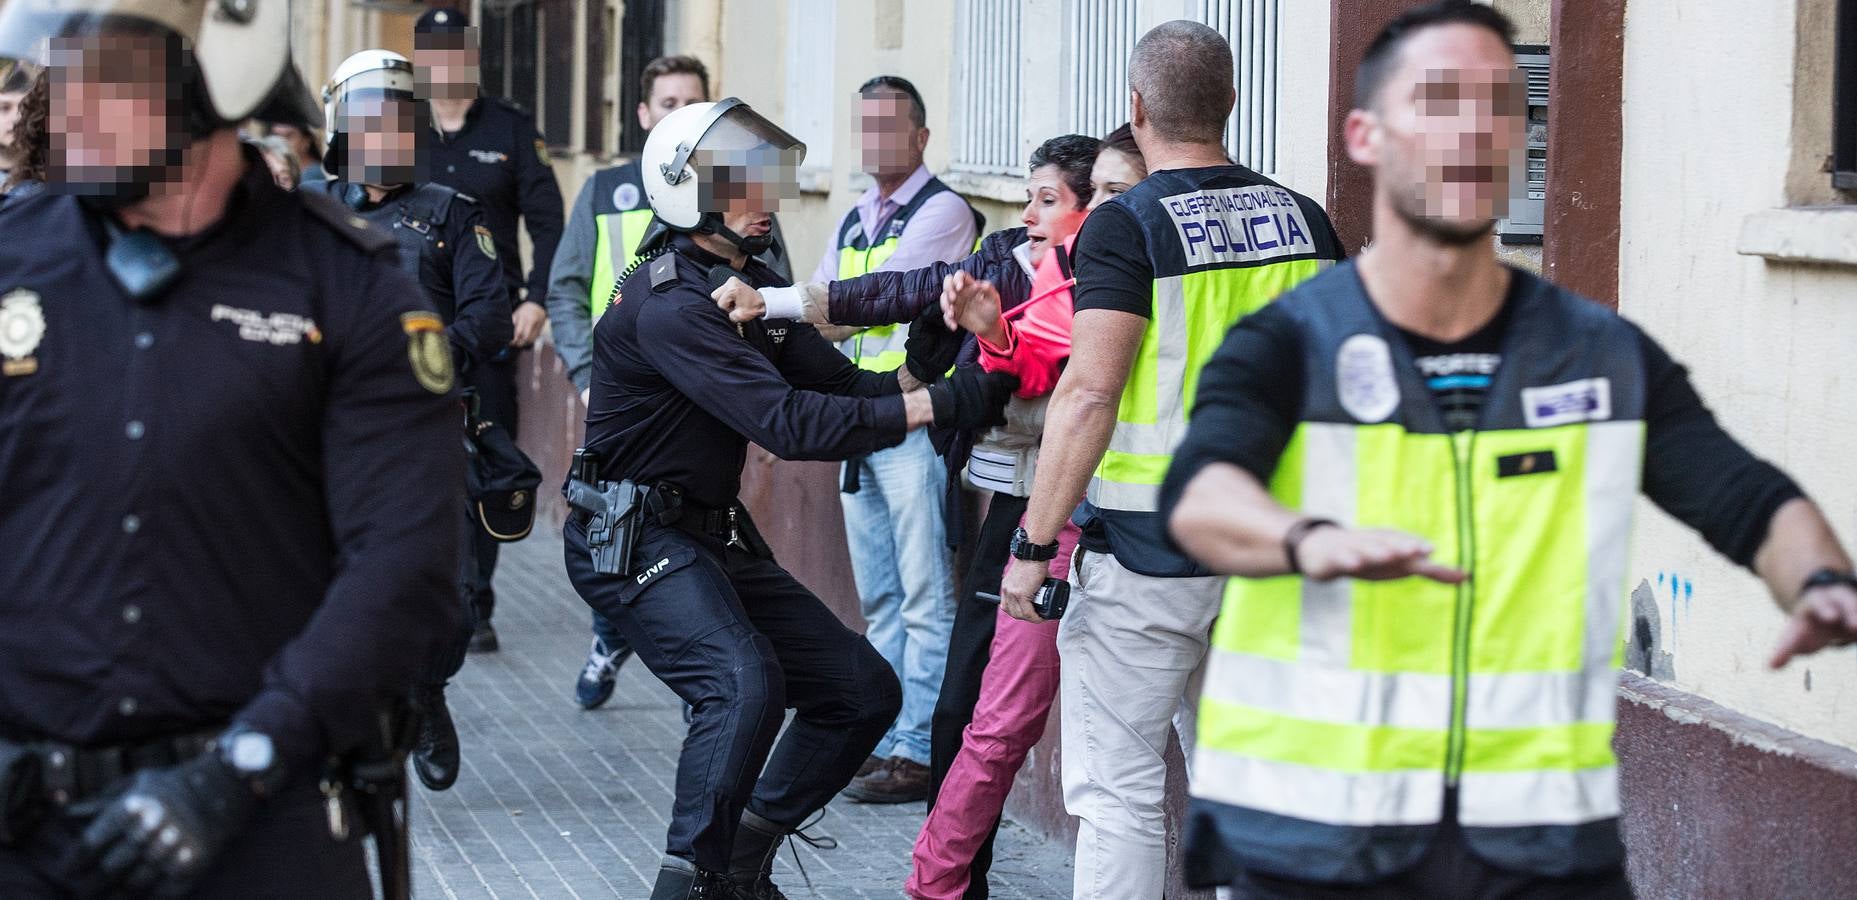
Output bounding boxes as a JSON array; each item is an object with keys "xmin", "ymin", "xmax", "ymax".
[
  {"xmin": 584, "ymin": 236, "xmax": 909, "ymax": 509},
  {"xmin": 0, "ymin": 152, "xmax": 463, "ymax": 776},
  {"xmin": 426, "ymin": 96, "xmax": 565, "ymax": 306}
]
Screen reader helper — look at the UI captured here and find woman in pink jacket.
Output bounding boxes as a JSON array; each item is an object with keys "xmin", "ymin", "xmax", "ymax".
[{"xmin": 907, "ymin": 126, "xmax": 1148, "ymax": 900}]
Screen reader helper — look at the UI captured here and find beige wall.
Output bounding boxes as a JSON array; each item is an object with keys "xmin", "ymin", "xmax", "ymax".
[{"xmin": 1620, "ymin": 0, "xmax": 1857, "ymax": 749}]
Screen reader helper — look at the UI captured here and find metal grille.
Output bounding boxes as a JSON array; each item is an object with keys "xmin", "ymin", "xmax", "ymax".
[
  {"xmin": 1197, "ymin": 0, "xmax": 1279, "ymax": 173},
  {"xmin": 954, "ymin": 0, "xmax": 1022, "ymax": 173},
  {"xmin": 1067, "ymin": 0, "xmax": 1139, "ymax": 139}
]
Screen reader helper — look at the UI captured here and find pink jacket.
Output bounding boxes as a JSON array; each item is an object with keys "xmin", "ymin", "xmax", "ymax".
[{"xmin": 976, "ymin": 233, "xmax": 1076, "ymax": 398}]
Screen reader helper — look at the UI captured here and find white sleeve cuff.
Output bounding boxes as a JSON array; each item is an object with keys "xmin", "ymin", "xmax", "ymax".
[{"xmin": 759, "ymin": 286, "xmax": 805, "ymax": 320}]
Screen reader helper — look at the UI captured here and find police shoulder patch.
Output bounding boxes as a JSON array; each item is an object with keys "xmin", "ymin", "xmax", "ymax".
[
  {"xmin": 534, "ymin": 139, "xmax": 552, "ymax": 166},
  {"xmin": 473, "ymin": 225, "xmax": 498, "ymax": 260},
  {"xmin": 400, "ymin": 311, "xmax": 456, "ymax": 394}
]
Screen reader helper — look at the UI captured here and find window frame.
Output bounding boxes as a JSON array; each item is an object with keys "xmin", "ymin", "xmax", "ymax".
[{"xmin": 1834, "ymin": 0, "xmax": 1857, "ymax": 190}]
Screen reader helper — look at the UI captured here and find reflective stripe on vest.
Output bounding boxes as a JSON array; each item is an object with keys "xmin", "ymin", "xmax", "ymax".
[
  {"xmin": 1191, "ymin": 265, "xmax": 1647, "ymax": 851},
  {"xmin": 1087, "ymin": 174, "xmax": 1335, "ymax": 513},
  {"xmin": 834, "ymin": 175, "xmax": 983, "ymax": 372},
  {"xmin": 591, "ymin": 207, "xmax": 655, "ymax": 319}
]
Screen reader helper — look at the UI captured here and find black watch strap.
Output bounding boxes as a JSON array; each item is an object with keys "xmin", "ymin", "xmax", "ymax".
[
  {"xmin": 1799, "ymin": 568, "xmax": 1857, "ymax": 599},
  {"xmin": 1284, "ymin": 518, "xmax": 1340, "ymax": 575},
  {"xmin": 1010, "ymin": 526, "xmax": 1060, "ymax": 562}
]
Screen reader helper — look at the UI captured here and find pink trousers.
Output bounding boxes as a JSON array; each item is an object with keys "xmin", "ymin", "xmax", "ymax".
[{"xmin": 905, "ymin": 520, "xmax": 1078, "ymax": 900}]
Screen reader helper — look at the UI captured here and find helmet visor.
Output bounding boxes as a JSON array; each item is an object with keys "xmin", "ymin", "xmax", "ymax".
[
  {"xmin": 690, "ymin": 104, "xmax": 804, "ymax": 214},
  {"xmin": 0, "ymin": 1, "xmax": 197, "ymax": 66}
]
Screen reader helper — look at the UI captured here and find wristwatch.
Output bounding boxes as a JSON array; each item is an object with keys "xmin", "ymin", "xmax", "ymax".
[
  {"xmin": 1799, "ymin": 568, "xmax": 1857, "ymax": 599},
  {"xmin": 216, "ymin": 725, "xmax": 287, "ymax": 798},
  {"xmin": 1009, "ymin": 526, "xmax": 1060, "ymax": 562}
]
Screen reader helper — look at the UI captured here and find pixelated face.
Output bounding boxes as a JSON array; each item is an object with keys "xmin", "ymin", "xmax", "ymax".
[
  {"xmin": 639, "ymin": 72, "xmax": 705, "ymax": 131},
  {"xmin": 857, "ymin": 88, "xmax": 923, "ymax": 177},
  {"xmin": 1022, "ymin": 166, "xmax": 1087, "ymax": 266},
  {"xmin": 1360, "ymin": 24, "xmax": 1526, "ymax": 244},
  {"xmin": 1087, "ymin": 147, "xmax": 1144, "ymax": 211},
  {"xmin": 47, "ymin": 32, "xmax": 187, "ymax": 190},
  {"xmin": 413, "ymin": 30, "xmax": 480, "ymax": 101},
  {"xmin": 342, "ymin": 96, "xmax": 421, "ymax": 186}
]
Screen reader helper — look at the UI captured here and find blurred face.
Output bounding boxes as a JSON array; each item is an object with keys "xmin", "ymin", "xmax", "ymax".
[
  {"xmin": 49, "ymin": 33, "xmax": 187, "ymax": 190},
  {"xmin": 412, "ymin": 31, "xmax": 481, "ymax": 102},
  {"xmin": 346, "ymin": 97, "xmax": 420, "ymax": 186},
  {"xmin": 269, "ymin": 123, "xmax": 313, "ymax": 161},
  {"xmin": 1087, "ymin": 147, "xmax": 1145, "ymax": 211},
  {"xmin": 1347, "ymin": 24, "xmax": 1526, "ymax": 245},
  {"xmin": 0, "ymin": 89, "xmax": 24, "ymax": 153},
  {"xmin": 857, "ymin": 88, "xmax": 926, "ymax": 178},
  {"xmin": 1021, "ymin": 165, "xmax": 1087, "ymax": 265},
  {"xmin": 637, "ymin": 72, "xmax": 705, "ymax": 131}
]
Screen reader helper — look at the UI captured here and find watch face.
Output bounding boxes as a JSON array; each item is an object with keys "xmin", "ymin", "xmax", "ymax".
[{"xmin": 228, "ymin": 732, "xmax": 276, "ymax": 774}]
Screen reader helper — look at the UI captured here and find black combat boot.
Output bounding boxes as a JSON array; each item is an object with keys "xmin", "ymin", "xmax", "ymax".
[
  {"xmin": 411, "ymin": 684, "xmax": 461, "ymax": 791},
  {"xmin": 650, "ymin": 858, "xmax": 739, "ymax": 899},
  {"xmin": 726, "ymin": 810, "xmax": 791, "ymax": 900}
]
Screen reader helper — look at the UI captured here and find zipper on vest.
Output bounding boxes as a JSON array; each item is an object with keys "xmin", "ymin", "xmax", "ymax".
[{"xmin": 1444, "ymin": 429, "xmax": 1478, "ymax": 783}]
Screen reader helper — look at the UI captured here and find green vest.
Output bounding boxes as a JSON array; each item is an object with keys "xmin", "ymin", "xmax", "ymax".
[
  {"xmin": 587, "ymin": 161, "xmax": 654, "ymax": 320},
  {"xmin": 1189, "ymin": 263, "xmax": 1647, "ymax": 884},
  {"xmin": 834, "ymin": 175, "xmax": 983, "ymax": 372},
  {"xmin": 1083, "ymin": 167, "xmax": 1341, "ymax": 576}
]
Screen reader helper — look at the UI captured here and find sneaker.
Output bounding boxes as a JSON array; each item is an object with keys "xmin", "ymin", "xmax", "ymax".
[
  {"xmin": 840, "ymin": 756, "xmax": 929, "ymax": 804},
  {"xmin": 467, "ymin": 621, "xmax": 499, "ymax": 653},
  {"xmin": 574, "ymin": 636, "xmax": 633, "ymax": 709}
]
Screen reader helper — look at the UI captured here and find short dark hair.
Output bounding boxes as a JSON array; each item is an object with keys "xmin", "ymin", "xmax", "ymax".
[
  {"xmin": 640, "ymin": 55, "xmax": 710, "ymax": 103},
  {"xmin": 1354, "ymin": 1, "xmax": 1516, "ymax": 110},
  {"xmin": 1100, "ymin": 123, "xmax": 1143, "ymax": 166},
  {"xmin": 1129, "ymin": 21, "xmax": 1233, "ymax": 144},
  {"xmin": 1028, "ymin": 134, "xmax": 1100, "ymax": 209},
  {"xmin": 858, "ymin": 75, "xmax": 927, "ymax": 129}
]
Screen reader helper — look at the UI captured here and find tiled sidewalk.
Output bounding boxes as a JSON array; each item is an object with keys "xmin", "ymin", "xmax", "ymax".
[{"xmin": 411, "ymin": 532, "xmax": 1074, "ymax": 899}]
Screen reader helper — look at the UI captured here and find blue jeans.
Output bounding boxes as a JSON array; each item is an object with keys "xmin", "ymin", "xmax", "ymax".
[{"xmin": 840, "ymin": 429, "xmax": 954, "ymax": 765}]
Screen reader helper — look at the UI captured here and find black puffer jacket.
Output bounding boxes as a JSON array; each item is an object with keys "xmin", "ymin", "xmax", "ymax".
[{"xmin": 825, "ymin": 226, "xmax": 1031, "ymax": 326}]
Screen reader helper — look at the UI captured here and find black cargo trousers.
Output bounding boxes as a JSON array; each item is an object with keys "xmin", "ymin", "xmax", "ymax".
[{"xmin": 564, "ymin": 511, "xmax": 901, "ymax": 871}]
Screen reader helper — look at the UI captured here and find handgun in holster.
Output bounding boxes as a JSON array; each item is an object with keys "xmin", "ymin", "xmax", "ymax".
[{"xmin": 566, "ymin": 449, "xmax": 643, "ymax": 577}]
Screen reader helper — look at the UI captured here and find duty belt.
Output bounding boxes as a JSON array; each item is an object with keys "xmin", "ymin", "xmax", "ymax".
[{"xmin": 34, "ymin": 730, "xmax": 218, "ymax": 807}]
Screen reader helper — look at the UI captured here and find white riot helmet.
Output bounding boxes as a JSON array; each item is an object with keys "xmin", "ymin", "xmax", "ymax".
[
  {"xmin": 321, "ymin": 49, "xmax": 421, "ymax": 183},
  {"xmin": 639, "ymin": 98, "xmax": 804, "ymax": 255},
  {"xmin": 0, "ymin": 0, "xmax": 318, "ymax": 131}
]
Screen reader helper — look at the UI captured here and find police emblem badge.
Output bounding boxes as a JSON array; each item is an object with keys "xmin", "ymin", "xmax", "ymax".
[
  {"xmin": 1336, "ymin": 333, "xmax": 1399, "ymax": 424},
  {"xmin": 401, "ymin": 311, "xmax": 456, "ymax": 394},
  {"xmin": 473, "ymin": 225, "xmax": 498, "ymax": 260},
  {"xmin": 0, "ymin": 288, "xmax": 46, "ymax": 377}
]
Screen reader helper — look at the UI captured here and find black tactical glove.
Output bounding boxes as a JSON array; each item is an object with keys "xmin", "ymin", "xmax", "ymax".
[
  {"xmin": 71, "ymin": 742, "xmax": 264, "ymax": 898},
  {"xmin": 928, "ymin": 366, "xmax": 1019, "ymax": 431},
  {"xmin": 904, "ymin": 305, "xmax": 964, "ymax": 384}
]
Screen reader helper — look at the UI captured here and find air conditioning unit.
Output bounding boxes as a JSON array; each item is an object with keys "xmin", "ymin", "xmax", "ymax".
[{"xmin": 1499, "ymin": 45, "xmax": 1548, "ymax": 245}]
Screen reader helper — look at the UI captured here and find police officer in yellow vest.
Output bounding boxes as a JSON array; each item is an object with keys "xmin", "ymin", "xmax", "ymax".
[
  {"xmin": 814, "ymin": 75, "xmax": 985, "ymax": 803},
  {"xmin": 996, "ymin": 22, "xmax": 1343, "ymax": 898},
  {"xmin": 1161, "ymin": 5, "xmax": 1857, "ymax": 898}
]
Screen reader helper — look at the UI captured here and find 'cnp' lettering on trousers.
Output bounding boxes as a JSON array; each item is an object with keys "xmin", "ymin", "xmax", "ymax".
[{"xmin": 1163, "ymin": 185, "xmax": 1316, "ymax": 267}]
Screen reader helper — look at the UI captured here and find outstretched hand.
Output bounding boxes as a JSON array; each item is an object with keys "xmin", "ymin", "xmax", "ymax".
[
  {"xmin": 1295, "ymin": 527, "xmax": 1467, "ymax": 584},
  {"xmin": 1769, "ymin": 581, "xmax": 1857, "ymax": 668}
]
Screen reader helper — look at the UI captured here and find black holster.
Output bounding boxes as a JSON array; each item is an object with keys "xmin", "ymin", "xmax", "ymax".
[
  {"xmin": 332, "ymin": 703, "xmax": 417, "ymax": 900},
  {"xmin": 566, "ymin": 477, "xmax": 643, "ymax": 577}
]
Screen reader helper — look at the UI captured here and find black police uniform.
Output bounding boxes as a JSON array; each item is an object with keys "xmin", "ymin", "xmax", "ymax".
[
  {"xmin": 0, "ymin": 148, "xmax": 463, "ymax": 897},
  {"xmin": 427, "ymin": 94, "xmax": 564, "ymax": 631},
  {"xmin": 566, "ymin": 234, "xmax": 905, "ymax": 872},
  {"xmin": 300, "ymin": 177, "xmax": 513, "ymax": 694}
]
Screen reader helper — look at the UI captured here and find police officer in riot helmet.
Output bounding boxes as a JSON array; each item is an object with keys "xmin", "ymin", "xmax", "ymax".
[
  {"xmin": 566, "ymin": 98, "xmax": 1016, "ymax": 899},
  {"xmin": 0, "ymin": 2, "xmax": 461, "ymax": 897},
  {"xmin": 302, "ymin": 48, "xmax": 513, "ymax": 796}
]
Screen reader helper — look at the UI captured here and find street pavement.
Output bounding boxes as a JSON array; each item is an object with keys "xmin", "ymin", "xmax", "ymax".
[{"xmin": 411, "ymin": 531, "xmax": 1075, "ymax": 899}]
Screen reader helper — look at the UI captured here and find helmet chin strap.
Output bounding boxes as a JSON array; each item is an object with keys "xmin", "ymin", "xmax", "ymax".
[{"xmin": 701, "ymin": 214, "xmax": 773, "ymax": 257}]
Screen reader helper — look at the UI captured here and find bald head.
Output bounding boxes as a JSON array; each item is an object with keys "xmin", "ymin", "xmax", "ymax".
[{"xmin": 1129, "ymin": 20, "xmax": 1234, "ymax": 145}]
